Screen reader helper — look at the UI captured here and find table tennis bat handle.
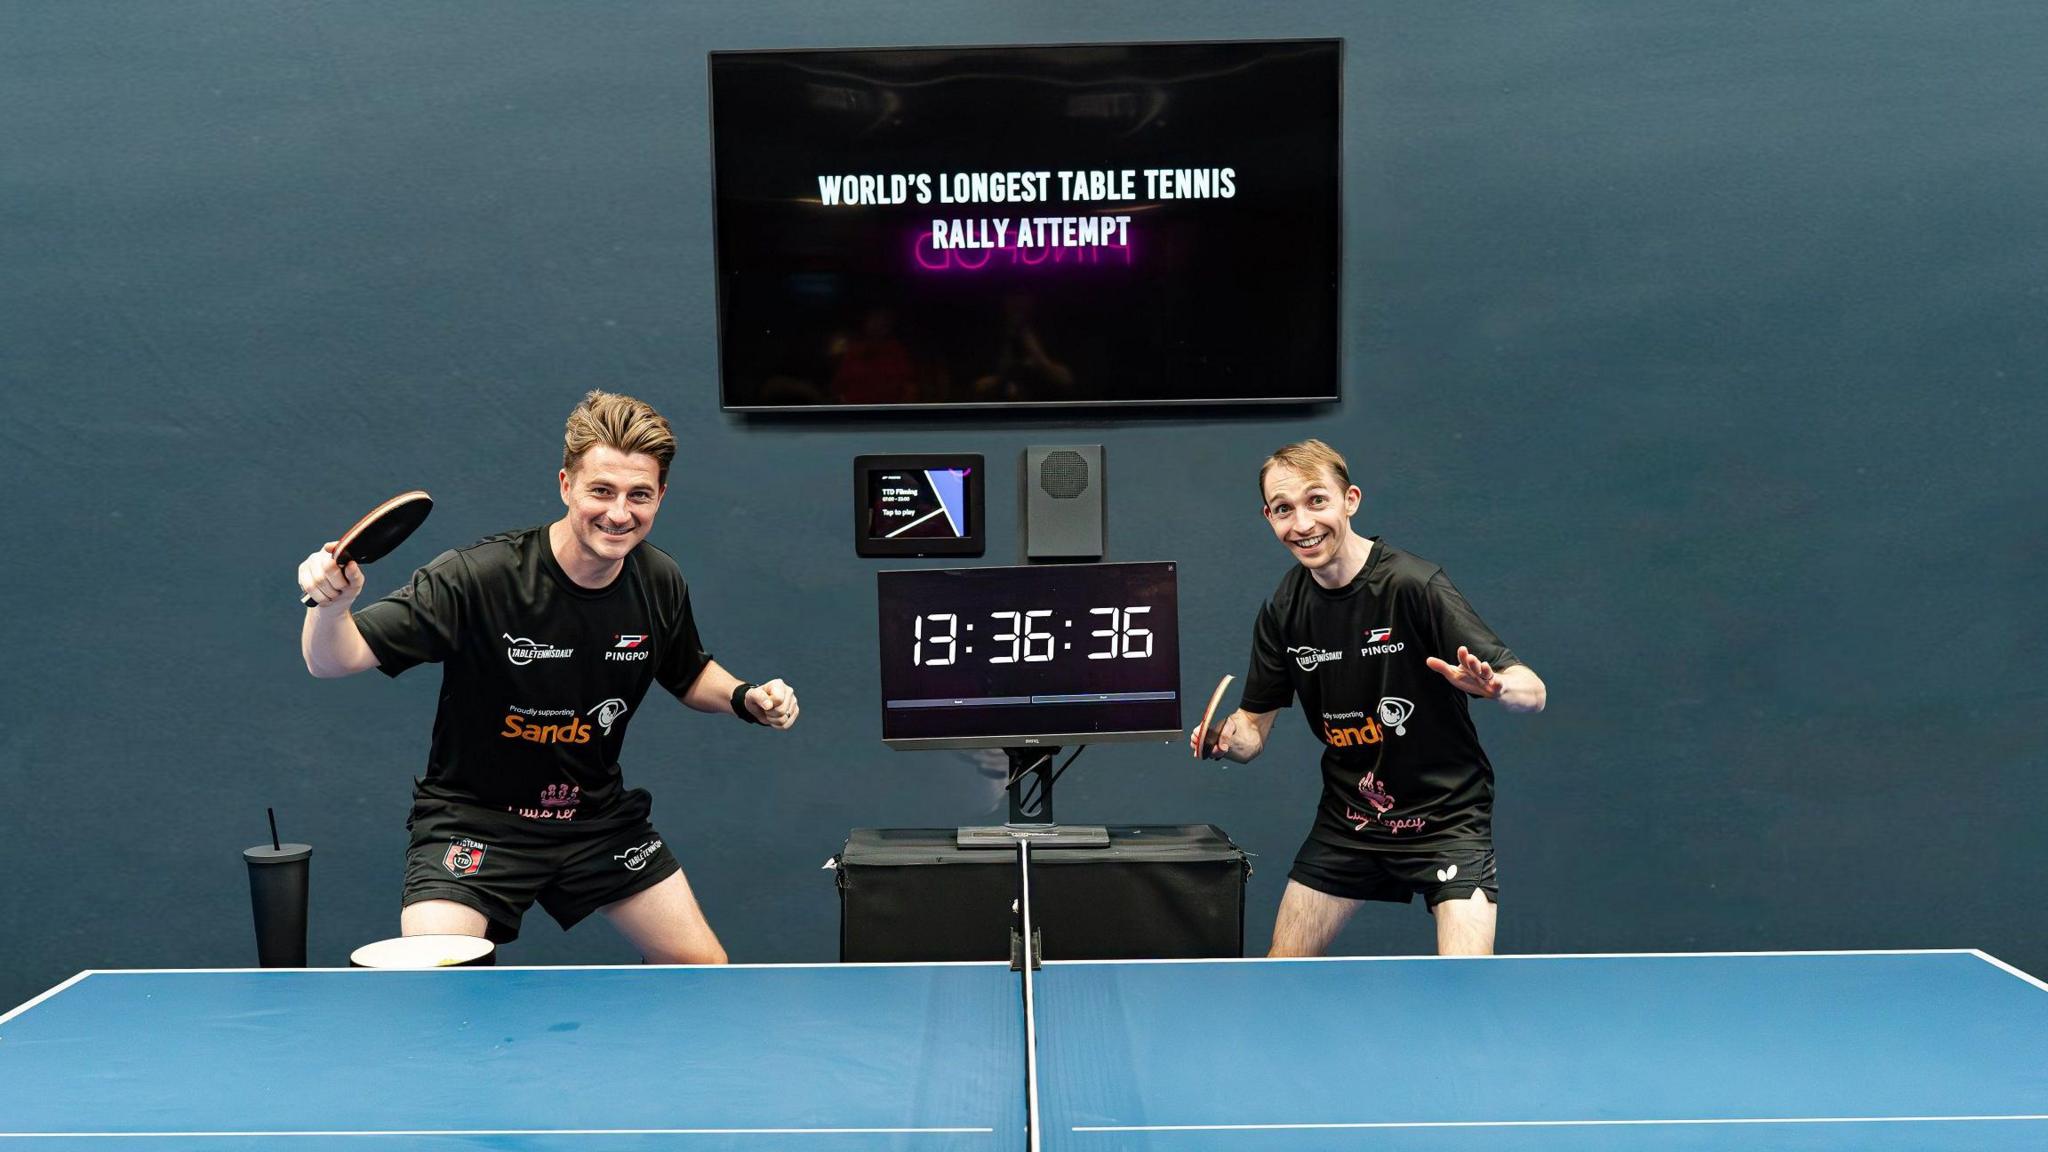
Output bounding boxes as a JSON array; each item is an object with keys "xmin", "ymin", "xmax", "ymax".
[{"xmin": 298, "ymin": 546, "xmax": 354, "ymax": 608}]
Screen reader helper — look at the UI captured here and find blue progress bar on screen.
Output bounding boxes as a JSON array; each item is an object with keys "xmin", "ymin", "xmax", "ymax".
[{"xmin": 889, "ymin": 691, "xmax": 1177, "ymax": 709}]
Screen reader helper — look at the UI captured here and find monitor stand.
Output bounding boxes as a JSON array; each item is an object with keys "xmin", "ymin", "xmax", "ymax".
[{"xmin": 956, "ymin": 747, "xmax": 1109, "ymax": 849}]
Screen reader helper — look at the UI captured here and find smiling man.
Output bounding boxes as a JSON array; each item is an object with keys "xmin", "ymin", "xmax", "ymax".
[
  {"xmin": 297, "ymin": 391, "xmax": 796, "ymax": 962},
  {"xmin": 1194, "ymin": 439, "xmax": 1544, "ymax": 957}
]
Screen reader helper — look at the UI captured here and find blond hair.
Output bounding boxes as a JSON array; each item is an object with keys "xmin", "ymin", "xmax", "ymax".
[
  {"xmin": 1258, "ymin": 438, "xmax": 1351, "ymax": 501},
  {"xmin": 563, "ymin": 390, "xmax": 677, "ymax": 486}
]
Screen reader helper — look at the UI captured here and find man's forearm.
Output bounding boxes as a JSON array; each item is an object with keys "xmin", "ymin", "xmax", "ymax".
[
  {"xmin": 681, "ymin": 659, "xmax": 743, "ymax": 713},
  {"xmin": 302, "ymin": 609, "xmax": 378, "ymax": 678}
]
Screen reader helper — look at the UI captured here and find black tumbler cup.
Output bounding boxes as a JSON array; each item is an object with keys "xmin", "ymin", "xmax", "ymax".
[{"xmin": 243, "ymin": 843, "xmax": 312, "ymax": 967}]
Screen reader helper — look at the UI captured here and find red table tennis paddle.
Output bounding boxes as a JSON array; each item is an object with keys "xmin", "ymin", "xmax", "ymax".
[
  {"xmin": 300, "ymin": 490, "xmax": 433, "ymax": 607},
  {"xmin": 1194, "ymin": 673, "xmax": 1235, "ymax": 759}
]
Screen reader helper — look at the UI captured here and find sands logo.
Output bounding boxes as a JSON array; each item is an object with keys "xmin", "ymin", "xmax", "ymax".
[
  {"xmin": 1361, "ymin": 627, "xmax": 1405, "ymax": 657},
  {"xmin": 607, "ymin": 634, "xmax": 651, "ymax": 663},
  {"xmin": 588, "ymin": 697, "xmax": 630, "ymax": 735},
  {"xmin": 505, "ymin": 633, "xmax": 573, "ymax": 666},
  {"xmin": 614, "ymin": 839, "xmax": 664, "ymax": 872},
  {"xmin": 1288, "ymin": 645, "xmax": 1343, "ymax": 672},
  {"xmin": 501, "ymin": 713, "xmax": 593, "ymax": 744},
  {"xmin": 443, "ymin": 837, "xmax": 488, "ymax": 876},
  {"xmin": 1321, "ymin": 714, "xmax": 1384, "ymax": 748}
]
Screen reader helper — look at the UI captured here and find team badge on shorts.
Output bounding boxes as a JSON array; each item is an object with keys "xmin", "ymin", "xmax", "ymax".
[{"xmin": 443, "ymin": 837, "xmax": 488, "ymax": 877}]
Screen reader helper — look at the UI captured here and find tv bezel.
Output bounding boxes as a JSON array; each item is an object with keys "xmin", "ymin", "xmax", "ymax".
[{"xmin": 707, "ymin": 37, "xmax": 1346, "ymax": 414}]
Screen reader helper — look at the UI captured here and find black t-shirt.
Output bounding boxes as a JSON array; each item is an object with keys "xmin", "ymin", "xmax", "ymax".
[
  {"xmin": 352, "ymin": 525, "xmax": 712, "ymax": 822},
  {"xmin": 1240, "ymin": 539, "xmax": 1520, "ymax": 849}
]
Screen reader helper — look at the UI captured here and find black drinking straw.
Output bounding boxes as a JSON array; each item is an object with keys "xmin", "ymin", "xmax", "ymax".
[{"xmin": 267, "ymin": 808, "xmax": 281, "ymax": 852}]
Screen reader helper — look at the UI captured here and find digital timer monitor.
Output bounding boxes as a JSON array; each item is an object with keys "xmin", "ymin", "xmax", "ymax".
[
  {"xmin": 877, "ymin": 562, "xmax": 1181, "ymax": 750},
  {"xmin": 854, "ymin": 453, "xmax": 985, "ymax": 557}
]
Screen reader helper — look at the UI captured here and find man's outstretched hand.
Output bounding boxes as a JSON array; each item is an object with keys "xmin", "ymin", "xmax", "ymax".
[{"xmin": 1427, "ymin": 646, "xmax": 1503, "ymax": 699}]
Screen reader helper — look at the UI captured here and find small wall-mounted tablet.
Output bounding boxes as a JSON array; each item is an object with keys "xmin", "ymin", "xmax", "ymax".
[{"xmin": 854, "ymin": 454, "xmax": 985, "ymax": 558}]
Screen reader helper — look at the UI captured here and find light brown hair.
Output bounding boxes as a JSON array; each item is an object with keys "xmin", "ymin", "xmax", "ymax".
[
  {"xmin": 563, "ymin": 390, "xmax": 676, "ymax": 486},
  {"xmin": 1258, "ymin": 438, "xmax": 1351, "ymax": 503}
]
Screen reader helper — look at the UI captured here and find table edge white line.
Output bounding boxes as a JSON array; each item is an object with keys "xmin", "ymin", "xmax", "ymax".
[
  {"xmin": 1074, "ymin": 1115, "xmax": 2048, "ymax": 1132},
  {"xmin": 0, "ymin": 1129, "xmax": 996, "ymax": 1139},
  {"xmin": 58, "ymin": 961, "xmax": 1012, "ymax": 976},
  {"xmin": 0, "ymin": 971, "xmax": 92, "ymax": 1027},
  {"xmin": 1972, "ymin": 949, "xmax": 2048, "ymax": 993},
  {"xmin": 1042, "ymin": 949, "xmax": 1977, "ymax": 966}
]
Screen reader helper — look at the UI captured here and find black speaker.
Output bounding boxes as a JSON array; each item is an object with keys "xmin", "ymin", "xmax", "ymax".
[
  {"xmin": 835, "ymin": 825, "xmax": 1248, "ymax": 962},
  {"xmin": 1023, "ymin": 444, "xmax": 1104, "ymax": 560}
]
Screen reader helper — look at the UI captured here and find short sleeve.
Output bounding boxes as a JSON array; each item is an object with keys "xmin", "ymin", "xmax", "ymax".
[
  {"xmin": 655, "ymin": 588, "xmax": 713, "ymax": 696},
  {"xmin": 1237, "ymin": 600, "xmax": 1295, "ymax": 714},
  {"xmin": 352, "ymin": 550, "xmax": 467, "ymax": 678},
  {"xmin": 1425, "ymin": 569, "xmax": 1519, "ymax": 671}
]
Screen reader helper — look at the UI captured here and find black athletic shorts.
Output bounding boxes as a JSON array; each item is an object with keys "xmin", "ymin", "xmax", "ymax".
[
  {"xmin": 1288, "ymin": 835, "xmax": 1497, "ymax": 908},
  {"xmin": 402, "ymin": 789, "xmax": 680, "ymax": 943}
]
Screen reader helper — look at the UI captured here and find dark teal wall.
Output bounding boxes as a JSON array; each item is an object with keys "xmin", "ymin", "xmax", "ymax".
[{"xmin": 4, "ymin": 1, "xmax": 2044, "ymax": 1010}]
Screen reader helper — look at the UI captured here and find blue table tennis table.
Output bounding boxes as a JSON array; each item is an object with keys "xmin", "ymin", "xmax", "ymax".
[{"xmin": 3, "ymin": 949, "xmax": 2046, "ymax": 1151}]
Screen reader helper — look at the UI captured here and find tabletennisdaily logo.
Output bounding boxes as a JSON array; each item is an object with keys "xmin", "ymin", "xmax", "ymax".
[
  {"xmin": 1361, "ymin": 627, "xmax": 1405, "ymax": 657},
  {"xmin": 1287, "ymin": 645, "xmax": 1344, "ymax": 672},
  {"xmin": 615, "ymin": 839, "xmax": 663, "ymax": 872},
  {"xmin": 443, "ymin": 837, "xmax": 487, "ymax": 876},
  {"xmin": 607, "ymin": 634, "xmax": 651, "ymax": 662},
  {"xmin": 505, "ymin": 633, "xmax": 574, "ymax": 665}
]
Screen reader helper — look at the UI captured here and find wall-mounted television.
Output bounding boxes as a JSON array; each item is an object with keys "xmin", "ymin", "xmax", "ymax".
[
  {"xmin": 710, "ymin": 39, "xmax": 1342, "ymax": 412},
  {"xmin": 877, "ymin": 562, "xmax": 1181, "ymax": 750}
]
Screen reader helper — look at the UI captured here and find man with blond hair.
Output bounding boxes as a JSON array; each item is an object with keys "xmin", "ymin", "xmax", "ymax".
[
  {"xmin": 297, "ymin": 390, "xmax": 796, "ymax": 963},
  {"xmin": 1196, "ymin": 439, "xmax": 1544, "ymax": 956}
]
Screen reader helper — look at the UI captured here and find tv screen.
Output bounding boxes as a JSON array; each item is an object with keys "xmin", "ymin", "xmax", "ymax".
[
  {"xmin": 877, "ymin": 563, "xmax": 1181, "ymax": 750},
  {"xmin": 710, "ymin": 40, "xmax": 1342, "ymax": 411}
]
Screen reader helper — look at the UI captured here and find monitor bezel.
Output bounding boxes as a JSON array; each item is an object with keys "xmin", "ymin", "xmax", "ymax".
[
  {"xmin": 707, "ymin": 37, "xmax": 1346, "ymax": 413},
  {"xmin": 876, "ymin": 560, "xmax": 1183, "ymax": 751},
  {"xmin": 881, "ymin": 728, "xmax": 1179, "ymax": 753}
]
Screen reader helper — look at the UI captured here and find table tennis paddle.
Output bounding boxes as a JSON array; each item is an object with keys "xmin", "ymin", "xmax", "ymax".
[
  {"xmin": 1194, "ymin": 673, "xmax": 1234, "ymax": 759},
  {"xmin": 300, "ymin": 490, "xmax": 433, "ymax": 607}
]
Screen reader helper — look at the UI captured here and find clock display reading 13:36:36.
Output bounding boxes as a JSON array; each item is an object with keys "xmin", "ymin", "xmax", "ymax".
[
  {"xmin": 876, "ymin": 562, "xmax": 1182, "ymax": 749},
  {"xmin": 908, "ymin": 604, "xmax": 1155, "ymax": 666}
]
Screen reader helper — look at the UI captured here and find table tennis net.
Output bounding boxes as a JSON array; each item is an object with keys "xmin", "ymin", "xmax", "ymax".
[{"xmin": 1018, "ymin": 840, "xmax": 1043, "ymax": 1152}]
